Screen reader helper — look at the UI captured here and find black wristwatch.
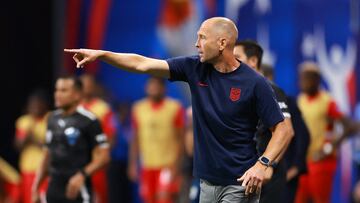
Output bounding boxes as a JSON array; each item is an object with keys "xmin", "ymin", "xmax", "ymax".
[
  {"xmin": 258, "ymin": 156, "xmax": 271, "ymax": 168},
  {"xmin": 79, "ymin": 168, "xmax": 89, "ymax": 178}
]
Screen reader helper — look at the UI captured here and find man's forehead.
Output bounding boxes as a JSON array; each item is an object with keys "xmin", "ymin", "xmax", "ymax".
[
  {"xmin": 56, "ymin": 79, "xmax": 74, "ymax": 87},
  {"xmin": 197, "ymin": 23, "xmax": 212, "ymax": 35}
]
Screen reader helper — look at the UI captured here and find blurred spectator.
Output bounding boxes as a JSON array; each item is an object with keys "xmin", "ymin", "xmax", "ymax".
[
  {"xmin": 0, "ymin": 157, "xmax": 20, "ymax": 203},
  {"xmin": 181, "ymin": 106, "xmax": 200, "ymax": 203},
  {"xmin": 295, "ymin": 61, "xmax": 360, "ymax": 203},
  {"xmin": 128, "ymin": 77, "xmax": 185, "ymax": 203},
  {"xmin": 32, "ymin": 76, "xmax": 110, "ymax": 203},
  {"xmin": 107, "ymin": 103, "xmax": 132, "ymax": 203},
  {"xmin": 80, "ymin": 74, "xmax": 116, "ymax": 203},
  {"xmin": 14, "ymin": 90, "xmax": 49, "ymax": 203},
  {"xmin": 260, "ymin": 64, "xmax": 310, "ymax": 203}
]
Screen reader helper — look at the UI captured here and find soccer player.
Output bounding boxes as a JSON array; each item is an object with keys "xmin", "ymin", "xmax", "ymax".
[
  {"xmin": 31, "ymin": 76, "xmax": 110, "ymax": 203},
  {"xmin": 128, "ymin": 77, "xmax": 185, "ymax": 203},
  {"xmin": 295, "ymin": 62, "xmax": 360, "ymax": 203},
  {"xmin": 15, "ymin": 90, "xmax": 49, "ymax": 203},
  {"xmin": 65, "ymin": 17, "xmax": 293, "ymax": 202}
]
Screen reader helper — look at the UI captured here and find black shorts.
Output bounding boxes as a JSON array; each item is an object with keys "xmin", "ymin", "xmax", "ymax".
[{"xmin": 46, "ymin": 175, "xmax": 92, "ymax": 203}]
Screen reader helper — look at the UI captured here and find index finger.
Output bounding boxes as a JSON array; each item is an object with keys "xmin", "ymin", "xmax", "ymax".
[{"xmin": 64, "ymin": 49, "xmax": 80, "ymax": 53}]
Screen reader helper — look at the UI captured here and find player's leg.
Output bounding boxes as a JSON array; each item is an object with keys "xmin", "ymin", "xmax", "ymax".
[
  {"xmin": 92, "ymin": 169, "xmax": 108, "ymax": 203},
  {"xmin": 156, "ymin": 168, "xmax": 180, "ymax": 203}
]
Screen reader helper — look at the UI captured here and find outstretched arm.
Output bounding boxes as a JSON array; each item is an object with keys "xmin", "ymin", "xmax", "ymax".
[{"xmin": 64, "ymin": 49, "xmax": 170, "ymax": 78}]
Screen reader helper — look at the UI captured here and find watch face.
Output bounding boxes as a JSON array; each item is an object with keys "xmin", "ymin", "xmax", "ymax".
[{"xmin": 260, "ymin": 156, "xmax": 270, "ymax": 164}]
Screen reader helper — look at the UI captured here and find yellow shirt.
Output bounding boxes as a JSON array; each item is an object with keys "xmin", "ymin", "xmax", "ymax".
[
  {"xmin": 133, "ymin": 98, "xmax": 184, "ymax": 169},
  {"xmin": 16, "ymin": 114, "xmax": 47, "ymax": 173},
  {"xmin": 298, "ymin": 91, "xmax": 342, "ymax": 160},
  {"xmin": 82, "ymin": 98, "xmax": 116, "ymax": 138}
]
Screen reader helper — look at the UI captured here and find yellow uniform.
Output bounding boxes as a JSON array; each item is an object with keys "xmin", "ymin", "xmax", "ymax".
[
  {"xmin": 16, "ymin": 115, "xmax": 47, "ymax": 173},
  {"xmin": 296, "ymin": 90, "xmax": 343, "ymax": 203},
  {"xmin": 133, "ymin": 98, "xmax": 184, "ymax": 168},
  {"xmin": 15, "ymin": 114, "xmax": 48, "ymax": 203}
]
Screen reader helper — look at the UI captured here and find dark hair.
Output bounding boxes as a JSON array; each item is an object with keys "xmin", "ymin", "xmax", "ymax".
[
  {"xmin": 28, "ymin": 89, "xmax": 50, "ymax": 106},
  {"xmin": 235, "ymin": 40, "xmax": 263, "ymax": 68},
  {"xmin": 57, "ymin": 75, "xmax": 83, "ymax": 91},
  {"xmin": 148, "ymin": 76, "xmax": 166, "ymax": 86}
]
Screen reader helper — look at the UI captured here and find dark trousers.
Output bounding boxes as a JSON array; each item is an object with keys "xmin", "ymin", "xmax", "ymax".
[
  {"xmin": 283, "ymin": 176, "xmax": 299, "ymax": 203},
  {"xmin": 47, "ymin": 175, "xmax": 92, "ymax": 203},
  {"xmin": 107, "ymin": 160, "xmax": 132, "ymax": 203},
  {"xmin": 260, "ymin": 162, "xmax": 286, "ymax": 203}
]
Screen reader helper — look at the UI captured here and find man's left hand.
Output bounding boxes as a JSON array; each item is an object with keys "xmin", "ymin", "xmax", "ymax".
[
  {"xmin": 66, "ymin": 172, "xmax": 85, "ymax": 200},
  {"xmin": 237, "ymin": 162, "xmax": 273, "ymax": 195}
]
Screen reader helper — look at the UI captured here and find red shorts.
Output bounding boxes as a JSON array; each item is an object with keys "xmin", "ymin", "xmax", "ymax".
[
  {"xmin": 295, "ymin": 156, "xmax": 337, "ymax": 203},
  {"xmin": 3, "ymin": 182, "xmax": 20, "ymax": 203},
  {"xmin": 92, "ymin": 168, "xmax": 108, "ymax": 203},
  {"xmin": 140, "ymin": 168, "xmax": 180, "ymax": 203},
  {"xmin": 21, "ymin": 173, "xmax": 48, "ymax": 203}
]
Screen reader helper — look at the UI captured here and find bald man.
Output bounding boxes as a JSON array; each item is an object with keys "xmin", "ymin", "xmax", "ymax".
[{"xmin": 65, "ymin": 17, "xmax": 293, "ymax": 203}]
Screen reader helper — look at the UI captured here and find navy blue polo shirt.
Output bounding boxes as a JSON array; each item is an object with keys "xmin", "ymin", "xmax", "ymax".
[{"xmin": 166, "ymin": 55, "xmax": 284, "ymax": 185}]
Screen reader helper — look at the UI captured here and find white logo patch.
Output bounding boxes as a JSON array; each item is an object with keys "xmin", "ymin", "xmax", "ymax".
[
  {"xmin": 46, "ymin": 130, "xmax": 53, "ymax": 144},
  {"xmin": 96, "ymin": 134, "xmax": 107, "ymax": 143}
]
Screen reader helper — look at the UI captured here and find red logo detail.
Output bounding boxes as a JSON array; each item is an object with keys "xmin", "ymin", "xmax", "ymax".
[
  {"xmin": 229, "ymin": 87, "xmax": 241, "ymax": 101},
  {"xmin": 198, "ymin": 82, "xmax": 208, "ymax": 87}
]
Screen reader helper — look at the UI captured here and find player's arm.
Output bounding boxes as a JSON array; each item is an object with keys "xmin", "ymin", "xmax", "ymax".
[
  {"xmin": 64, "ymin": 49, "xmax": 170, "ymax": 78},
  {"xmin": 184, "ymin": 107, "xmax": 194, "ymax": 156},
  {"xmin": 127, "ymin": 109, "xmax": 139, "ymax": 182},
  {"xmin": 32, "ymin": 148, "xmax": 50, "ymax": 203},
  {"xmin": 172, "ymin": 106, "xmax": 185, "ymax": 177},
  {"xmin": 85, "ymin": 146, "xmax": 110, "ymax": 177},
  {"xmin": 128, "ymin": 131, "xmax": 139, "ymax": 182},
  {"xmin": 318, "ymin": 101, "xmax": 360, "ymax": 158},
  {"xmin": 66, "ymin": 145, "xmax": 110, "ymax": 199},
  {"xmin": 66, "ymin": 144, "xmax": 110, "ymax": 199}
]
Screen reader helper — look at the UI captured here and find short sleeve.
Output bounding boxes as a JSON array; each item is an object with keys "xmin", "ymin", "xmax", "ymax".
[
  {"xmin": 255, "ymin": 78, "xmax": 284, "ymax": 128},
  {"xmin": 166, "ymin": 55, "xmax": 198, "ymax": 82},
  {"xmin": 15, "ymin": 116, "xmax": 31, "ymax": 140},
  {"xmin": 173, "ymin": 106, "xmax": 185, "ymax": 129},
  {"xmin": 101, "ymin": 111, "xmax": 117, "ymax": 139},
  {"xmin": 327, "ymin": 100, "xmax": 343, "ymax": 120},
  {"xmin": 87, "ymin": 119, "xmax": 109, "ymax": 149},
  {"xmin": 270, "ymin": 82, "xmax": 291, "ymax": 118},
  {"xmin": 45, "ymin": 114, "xmax": 54, "ymax": 147}
]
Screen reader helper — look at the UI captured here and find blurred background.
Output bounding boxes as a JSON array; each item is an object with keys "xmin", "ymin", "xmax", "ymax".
[{"xmin": 1, "ymin": 0, "xmax": 360, "ymax": 202}]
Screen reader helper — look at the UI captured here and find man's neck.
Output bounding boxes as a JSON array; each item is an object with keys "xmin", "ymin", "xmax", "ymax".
[
  {"xmin": 212, "ymin": 53, "xmax": 240, "ymax": 73},
  {"xmin": 83, "ymin": 96, "xmax": 95, "ymax": 103},
  {"xmin": 61, "ymin": 104, "xmax": 79, "ymax": 116}
]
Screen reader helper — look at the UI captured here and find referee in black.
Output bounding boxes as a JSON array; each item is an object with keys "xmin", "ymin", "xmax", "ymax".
[
  {"xmin": 31, "ymin": 76, "xmax": 110, "ymax": 203},
  {"xmin": 234, "ymin": 40, "xmax": 294, "ymax": 203}
]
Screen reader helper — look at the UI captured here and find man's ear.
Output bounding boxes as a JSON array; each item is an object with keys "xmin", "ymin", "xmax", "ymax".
[
  {"xmin": 219, "ymin": 38, "xmax": 227, "ymax": 52},
  {"xmin": 249, "ymin": 56, "xmax": 259, "ymax": 70}
]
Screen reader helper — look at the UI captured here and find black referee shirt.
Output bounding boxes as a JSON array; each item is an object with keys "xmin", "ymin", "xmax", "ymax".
[{"xmin": 45, "ymin": 106, "xmax": 108, "ymax": 177}]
